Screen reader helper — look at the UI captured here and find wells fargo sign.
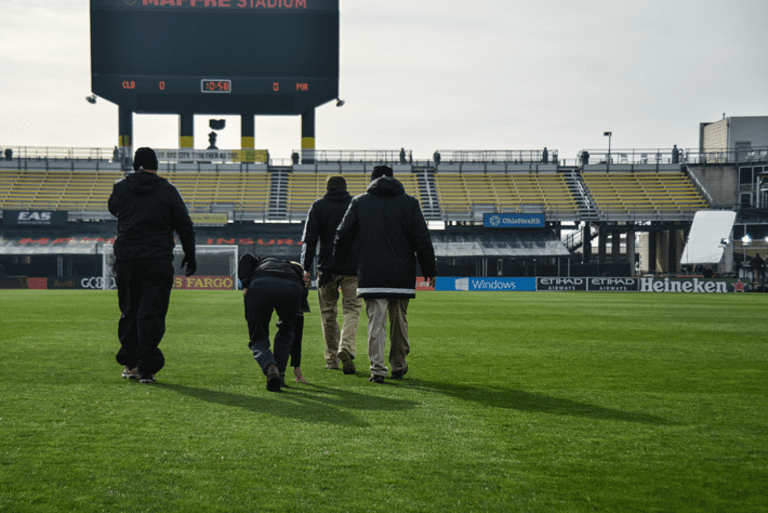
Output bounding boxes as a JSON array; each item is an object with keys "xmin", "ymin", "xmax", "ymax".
[{"xmin": 174, "ymin": 275, "xmax": 235, "ymax": 290}]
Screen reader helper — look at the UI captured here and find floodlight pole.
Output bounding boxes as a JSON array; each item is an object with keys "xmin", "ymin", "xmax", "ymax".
[{"xmin": 604, "ymin": 131, "xmax": 612, "ymax": 165}]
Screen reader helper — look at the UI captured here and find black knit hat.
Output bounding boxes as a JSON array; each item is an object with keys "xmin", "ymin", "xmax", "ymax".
[
  {"xmin": 371, "ymin": 165, "xmax": 393, "ymax": 181},
  {"xmin": 326, "ymin": 175, "xmax": 347, "ymax": 190},
  {"xmin": 133, "ymin": 147, "xmax": 158, "ymax": 172}
]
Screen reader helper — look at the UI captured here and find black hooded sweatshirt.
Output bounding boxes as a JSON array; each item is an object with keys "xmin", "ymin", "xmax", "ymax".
[
  {"xmin": 300, "ymin": 187, "xmax": 359, "ymax": 276},
  {"xmin": 108, "ymin": 171, "xmax": 195, "ymax": 262},
  {"xmin": 334, "ymin": 176, "xmax": 436, "ymax": 299}
]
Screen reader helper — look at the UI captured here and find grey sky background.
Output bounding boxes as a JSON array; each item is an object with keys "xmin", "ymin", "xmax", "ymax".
[{"xmin": 1, "ymin": 0, "xmax": 767, "ymax": 162}]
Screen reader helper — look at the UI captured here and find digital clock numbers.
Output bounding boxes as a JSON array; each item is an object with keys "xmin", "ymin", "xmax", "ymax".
[{"xmin": 201, "ymin": 80, "xmax": 232, "ymax": 93}]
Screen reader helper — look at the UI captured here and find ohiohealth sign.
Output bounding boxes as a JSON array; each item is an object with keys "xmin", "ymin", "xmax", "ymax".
[{"xmin": 484, "ymin": 213, "xmax": 545, "ymax": 228}]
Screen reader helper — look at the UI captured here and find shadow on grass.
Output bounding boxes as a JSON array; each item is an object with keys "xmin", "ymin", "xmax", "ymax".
[
  {"xmin": 159, "ymin": 382, "xmax": 419, "ymax": 427},
  {"xmin": 406, "ymin": 379, "xmax": 675, "ymax": 425}
]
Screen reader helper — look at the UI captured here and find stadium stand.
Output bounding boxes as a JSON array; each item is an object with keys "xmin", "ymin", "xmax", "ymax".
[
  {"xmin": 1, "ymin": 164, "xmax": 709, "ymax": 223},
  {"xmin": 582, "ymin": 170, "xmax": 709, "ymax": 218},
  {"xmin": 284, "ymin": 170, "xmax": 421, "ymax": 219},
  {"xmin": 0, "ymin": 169, "xmax": 123, "ymax": 211},
  {"xmin": 434, "ymin": 170, "xmax": 579, "ymax": 217},
  {"xmin": 0, "ymin": 168, "xmax": 272, "ymax": 215}
]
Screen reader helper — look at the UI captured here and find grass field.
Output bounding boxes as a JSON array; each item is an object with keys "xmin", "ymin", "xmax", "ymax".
[{"xmin": 1, "ymin": 289, "xmax": 767, "ymax": 512}]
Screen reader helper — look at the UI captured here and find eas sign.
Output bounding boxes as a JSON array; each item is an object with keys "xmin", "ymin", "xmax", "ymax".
[
  {"xmin": 20, "ymin": 212, "xmax": 50, "ymax": 222},
  {"xmin": 3, "ymin": 210, "xmax": 68, "ymax": 226}
]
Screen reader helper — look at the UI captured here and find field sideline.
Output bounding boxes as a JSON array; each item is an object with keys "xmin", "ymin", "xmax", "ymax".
[{"xmin": 1, "ymin": 289, "xmax": 767, "ymax": 512}]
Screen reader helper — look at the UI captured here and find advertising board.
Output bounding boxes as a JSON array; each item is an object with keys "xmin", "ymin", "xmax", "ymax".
[
  {"xmin": 436, "ymin": 277, "xmax": 537, "ymax": 292},
  {"xmin": 483, "ymin": 213, "xmax": 545, "ymax": 228},
  {"xmin": 3, "ymin": 210, "xmax": 68, "ymax": 226}
]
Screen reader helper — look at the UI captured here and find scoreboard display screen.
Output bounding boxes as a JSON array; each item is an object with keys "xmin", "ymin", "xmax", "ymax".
[{"xmin": 90, "ymin": 0, "xmax": 339, "ymax": 115}]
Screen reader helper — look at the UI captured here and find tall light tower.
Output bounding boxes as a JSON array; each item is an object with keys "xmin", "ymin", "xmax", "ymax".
[{"xmin": 604, "ymin": 131, "xmax": 612, "ymax": 163}]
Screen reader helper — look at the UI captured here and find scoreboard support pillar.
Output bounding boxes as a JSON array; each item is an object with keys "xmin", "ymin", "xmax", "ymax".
[
  {"xmin": 301, "ymin": 109, "xmax": 316, "ymax": 164},
  {"xmin": 241, "ymin": 114, "xmax": 255, "ymax": 163},
  {"xmin": 118, "ymin": 106, "xmax": 133, "ymax": 171},
  {"xmin": 179, "ymin": 113, "xmax": 194, "ymax": 149}
]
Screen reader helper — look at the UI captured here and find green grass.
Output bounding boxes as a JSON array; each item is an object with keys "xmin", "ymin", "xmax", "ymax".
[{"xmin": 1, "ymin": 289, "xmax": 767, "ymax": 512}]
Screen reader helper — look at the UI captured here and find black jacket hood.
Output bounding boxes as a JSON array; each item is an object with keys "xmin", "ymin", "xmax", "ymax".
[
  {"xmin": 367, "ymin": 176, "xmax": 404, "ymax": 197},
  {"xmin": 126, "ymin": 171, "xmax": 167, "ymax": 196},
  {"xmin": 324, "ymin": 187, "xmax": 352, "ymax": 202}
]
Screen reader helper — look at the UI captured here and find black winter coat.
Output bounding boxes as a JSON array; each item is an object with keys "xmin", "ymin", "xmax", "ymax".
[
  {"xmin": 238, "ymin": 254, "xmax": 304, "ymax": 290},
  {"xmin": 108, "ymin": 171, "xmax": 195, "ymax": 262},
  {"xmin": 300, "ymin": 187, "xmax": 359, "ymax": 276},
  {"xmin": 334, "ymin": 176, "xmax": 436, "ymax": 299}
]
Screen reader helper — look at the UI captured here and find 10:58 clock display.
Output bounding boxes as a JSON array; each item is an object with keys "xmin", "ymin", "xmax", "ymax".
[{"xmin": 201, "ymin": 80, "xmax": 232, "ymax": 93}]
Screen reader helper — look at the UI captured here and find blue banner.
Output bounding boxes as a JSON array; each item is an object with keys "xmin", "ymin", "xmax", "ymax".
[
  {"xmin": 436, "ymin": 277, "xmax": 537, "ymax": 292},
  {"xmin": 484, "ymin": 213, "xmax": 545, "ymax": 228}
]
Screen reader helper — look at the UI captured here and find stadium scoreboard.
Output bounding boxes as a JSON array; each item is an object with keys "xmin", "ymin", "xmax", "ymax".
[{"xmin": 90, "ymin": 0, "xmax": 339, "ymax": 115}]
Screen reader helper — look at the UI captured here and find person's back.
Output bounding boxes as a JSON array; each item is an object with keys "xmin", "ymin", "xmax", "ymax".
[
  {"xmin": 238, "ymin": 254, "xmax": 308, "ymax": 391},
  {"xmin": 334, "ymin": 165, "xmax": 436, "ymax": 383},
  {"xmin": 301, "ymin": 176, "xmax": 362, "ymax": 372},
  {"xmin": 337, "ymin": 173, "xmax": 434, "ymax": 298},
  {"xmin": 109, "ymin": 171, "xmax": 195, "ymax": 262},
  {"xmin": 301, "ymin": 178, "xmax": 358, "ymax": 276},
  {"xmin": 107, "ymin": 147, "xmax": 196, "ymax": 384}
]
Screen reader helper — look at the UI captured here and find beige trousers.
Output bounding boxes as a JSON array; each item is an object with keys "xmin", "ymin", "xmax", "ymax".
[
  {"xmin": 365, "ymin": 298, "xmax": 410, "ymax": 378},
  {"xmin": 318, "ymin": 274, "xmax": 362, "ymax": 366}
]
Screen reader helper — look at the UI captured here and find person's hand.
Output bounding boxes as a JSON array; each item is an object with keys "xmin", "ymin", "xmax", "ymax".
[
  {"xmin": 318, "ymin": 270, "xmax": 332, "ymax": 289},
  {"xmin": 242, "ymin": 288, "xmax": 248, "ymax": 297},
  {"xmin": 181, "ymin": 255, "xmax": 197, "ymax": 277},
  {"xmin": 293, "ymin": 366, "xmax": 307, "ymax": 384}
]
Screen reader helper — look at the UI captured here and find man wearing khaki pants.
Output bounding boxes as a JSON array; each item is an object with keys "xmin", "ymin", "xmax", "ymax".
[
  {"xmin": 334, "ymin": 165, "xmax": 436, "ymax": 383},
  {"xmin": 301, "ymin": 176, "xmax": 361, "ymax": 373}
]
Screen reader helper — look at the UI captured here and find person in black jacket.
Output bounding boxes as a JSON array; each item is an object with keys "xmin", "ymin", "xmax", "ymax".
[
  {"xmin": 751, "ymin": 253, "xmax": 765, "ymax": 285},
  {"xmin": 238, "ymin": 254, "xmax": 309, "ymax": 392},
  {"xmin": 334, "ymin": 165, "xmax": 436, "ymax": 383},
  {"xmin": 301, "ymin": 175, "xmax": 361, "ymax": 373},
  {"xmin": 108, "ymin": 147, "xmax": 196, "ymax": 384}
]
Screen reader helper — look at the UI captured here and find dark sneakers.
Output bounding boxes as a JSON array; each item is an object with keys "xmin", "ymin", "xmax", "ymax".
[
  {"xmin": 266, "ymin": 364, "xmax": 282, "ymax": 392},
  {"xmin": 391, "ymin": 365, "xmax": 408, "ymax": 380},
  {"xmin": 139, "ymin": 374, "xmax": 156, "ymax": 384},
  {"xmin": 339, "ymin": 350, "xmax": 356, "ymax": 375},
  {"xmin": 368, "ymin": 374, "xmax": 385, "ymax": 384}
]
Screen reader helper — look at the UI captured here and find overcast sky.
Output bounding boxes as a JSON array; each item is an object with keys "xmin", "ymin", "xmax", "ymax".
[{"xmin": 1, "ymin": 0, "xmax": 767, "ymax": 163}]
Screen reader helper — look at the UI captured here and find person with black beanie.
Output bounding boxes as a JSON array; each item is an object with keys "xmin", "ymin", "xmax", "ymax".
[
  {"xmin": 334, "ymin": 165, "xmax": 436, "ymax": 383},
  {"xmin": 301, "ymin": 175, "xmax": 362, "ymax": 374},
  {"xmin": 108, "ymin": 147, "xmax": 196, "ymax": 384}
]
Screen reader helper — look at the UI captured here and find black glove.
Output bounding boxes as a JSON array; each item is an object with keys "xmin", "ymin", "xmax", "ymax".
[
  {"xmin": 181, "ymin": 255, "xmax": 197, "ymax": 277},
  {"xmin": 318, "ymin": 270, "xmax": 332, "ymax": 289}
]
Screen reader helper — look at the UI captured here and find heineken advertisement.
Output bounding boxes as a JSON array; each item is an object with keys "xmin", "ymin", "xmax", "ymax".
[{"xmin": 638, "ymin": 277, "xmax": 751, "ymax": 293}]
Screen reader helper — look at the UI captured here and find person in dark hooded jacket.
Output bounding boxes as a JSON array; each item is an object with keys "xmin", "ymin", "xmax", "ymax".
[
  {"xmin": 334, "ymin": 165, "xmax": 436, "ymax": 383},
  {"xmin": 238, "ymin": 254, "xmax": 309, "ymax": 392},
  {"xmin": 301, "ymin": 175, "xmax": 362, "ymax": 373},
  {"xmin": 108, "ymin": 147, "xmax": 196, "ymax": 384}
]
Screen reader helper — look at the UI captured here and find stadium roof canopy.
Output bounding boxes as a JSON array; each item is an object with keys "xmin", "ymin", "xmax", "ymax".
[{"xmin": 430, "ymin": 229, "xmax": 570, "ymax": 258}]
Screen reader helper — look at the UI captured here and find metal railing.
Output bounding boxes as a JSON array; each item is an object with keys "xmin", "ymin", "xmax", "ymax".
[
  {"xmin": 435, "ymin": 149, "xmax": 557, "ymax": 164},
  {"xmin": 0, "ymin": 146, "xmax": 115, "ymax": 161},
  {"xmin": 576, "ymin": 147, "xmax": 768, "ymax": 166},
  {"xmin": 299, "ymin": 149, "xmax": 412, "ymax": 164},
  {"xmin": 577, "ymin": 148, "xmax": 682, "ymax": 166},
  {"xmin": 684, "ymin": 147, "xmax": 768, "ymax": 165}
]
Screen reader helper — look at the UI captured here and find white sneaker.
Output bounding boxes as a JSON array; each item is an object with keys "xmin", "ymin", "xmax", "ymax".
[{"xmin": 121, "ymin": 366, "xmax": 139, "ymax": 380}]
